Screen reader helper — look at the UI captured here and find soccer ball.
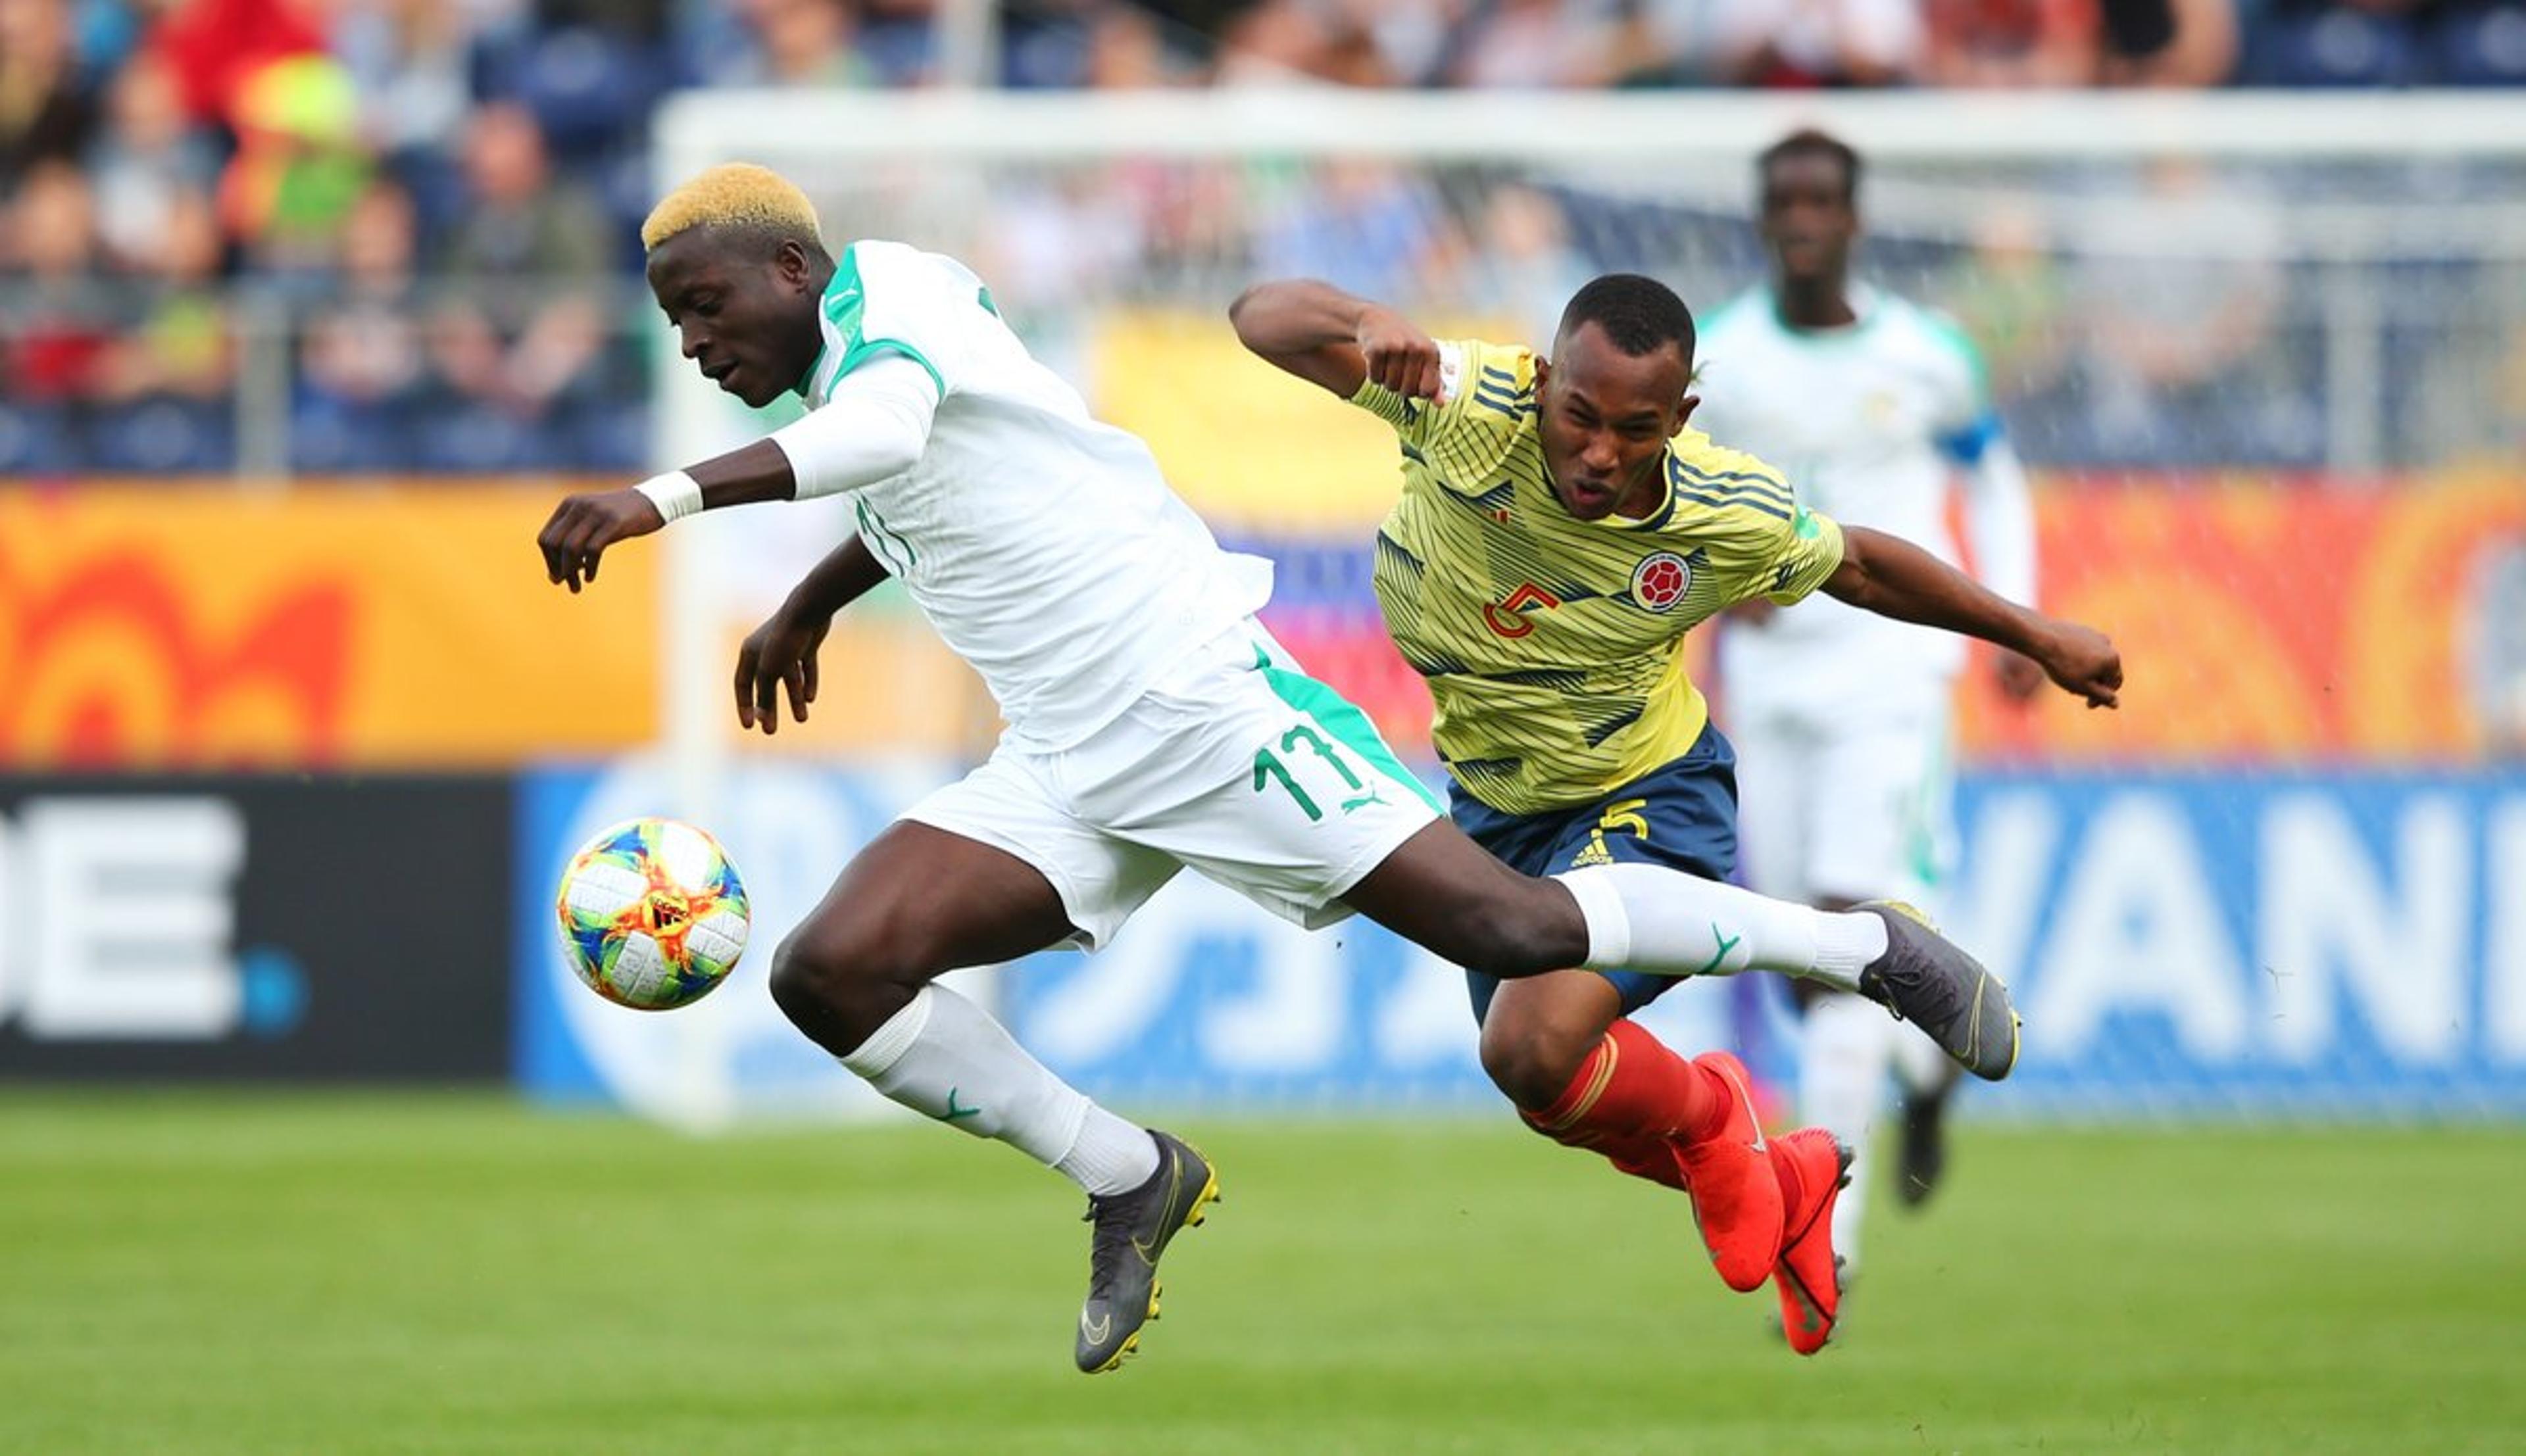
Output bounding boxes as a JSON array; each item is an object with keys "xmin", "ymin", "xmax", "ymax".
[{"xmin": 555, "ymin": 817, "xmax": 751, "ymax": 1011}]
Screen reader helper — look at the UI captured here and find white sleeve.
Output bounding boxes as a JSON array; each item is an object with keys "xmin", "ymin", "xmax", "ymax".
[
  {"xmin": 769, "ymin": 354, "xmax": 939, "ymax": 498},
  {"xmin": 1961, "ymin": 434, "xmax": 2038, "ymax": 610}
]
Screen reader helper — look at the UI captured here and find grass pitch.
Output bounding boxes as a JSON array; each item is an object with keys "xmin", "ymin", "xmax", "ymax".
[{"xmin": 1, "ymin": 1092, "xmax": 2517, "ymax": 1455}]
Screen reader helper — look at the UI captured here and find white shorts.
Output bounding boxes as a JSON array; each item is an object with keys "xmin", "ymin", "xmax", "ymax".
[
  {"xmin": 1731, "ymin": 698, "xmax": 1956, "ymax": 913},
  {"xmin": 901, "ymin": 623, "xmax": 1443, "ymax": 950}
]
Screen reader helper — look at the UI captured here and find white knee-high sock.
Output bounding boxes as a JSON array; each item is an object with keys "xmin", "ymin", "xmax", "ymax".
[
  {"xmin": 1554, "ymin": 863, "xmax": 1889, "ymax": 991},
  {"xmin": 839, "ymin": 984, "xmax": 1160, "ymax": 1197},
  {"xmin": 1799, "ymin": 990, "xmax": 1895, "ymax": 1273}
]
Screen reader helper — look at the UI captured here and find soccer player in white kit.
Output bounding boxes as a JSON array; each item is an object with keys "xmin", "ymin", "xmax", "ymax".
[
  {"xmin": 1699, "ymin": 130, "xmax": 2052, "ymax": 1287},
  {"xmin": 534, "ymin": 163, "xmax": 2046, "ymax": 1374}
]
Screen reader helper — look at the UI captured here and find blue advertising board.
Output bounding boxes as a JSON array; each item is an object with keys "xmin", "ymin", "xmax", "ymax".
[{"xmin": 515, "ymin": 762, "xmax": 2526, "ymax": 1119}]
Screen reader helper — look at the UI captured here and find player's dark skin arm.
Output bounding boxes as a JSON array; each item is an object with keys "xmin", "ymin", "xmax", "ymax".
[
  {"xmin": 1229, "ymin": 278, "xmax": 1445, "ymax": 401},
  {"xmin": 1825, "ymin": 525, "xmax": 2122, "ymax": 708},
  {"xmin": 733, "ymin": 534, "xmax": 895, "ymax": 737},
  {"xmin": 534, "ymin": 439, "xmax": 802, "ymax": 593}
]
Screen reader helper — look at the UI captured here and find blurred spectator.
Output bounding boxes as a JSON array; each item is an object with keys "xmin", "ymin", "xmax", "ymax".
[
  {"xmin": 151, "ymin": 0, "xmax": 330, "ymax": 126},
  {"xmin": 1923, "ymin": 0, "xmax": 2105, "ymax": 85},
  {"xmin": 298, "ymin": 178, "xmax": 431, "ymax": 468},
  {"xmin": 2102, "ymin": 0, "xmax": 2238, "ymax": 82},
  {"xmin": 219, "ymin": 53, "xmax": 374, "ymax": 277},
  {"xmin": 0, "ymin": 0, "xmax": 2511, "ymax": 483},
  {"xmin": 1703, "ymin": 0, "xmax": 1926, "ymax": 85},
  {"xmin": 2070, "ymin": 157, "xmax": 2299, "ymax": 463},
  {"xmin": 432, "ymin": 100, "xmax": 610, "ymax": 299},
  {"xmin": 1132, "ymin": 157, "xmax": 1248, "ymax": 283},
  {"xmin": 1364, "ymin": 0, "xmax": 1467, "ymax": 85},
  {"xmin": 85, "ymin": 49, "xmax": 223, "ymax": 272},
  {"xmin": 1, "ymin": 0, "xmax": 95, "ymax": 191},
  {"xmin": 1306, "ymin": 6, "xmax": 1403, "ymax": 84},
  {"xmin": 981, "ymin": 171, "xmax": 1144, "ymax": 314},
  {"xmin": 1444, "ymin": 0, "xmax": 1627, "ymax": 87},
  {"xmin": 1470, "ymin": 182, "xmax": 1589, "ymax": 346},
  {"xmin": 4, "ymin": 160, "xmax": 111, "ymax": 404},
  {"xmin": 1938, "ymin": 199, "xmax": 2087, "ymax": 456},
  {"xmin": 861, "ymin": 0, "xmax": 942, "ymax": 83},
  {"xmin": 91, "ymin": 187, "xmax": 236, "ymax": 470},
  {"xmin": 1212, "ymin": 0, "xmax": 1339, "ymax": 84},
  {"xmin": 332, "ymin": 0, "xmax": 476, "ymax": 159},
  {"xmin": 1, "ymin": 158, "xmax": 109, "ymax": 472},
  {"xmin": 1007, "ymin": 1, "xmax": 1186, "ymax": 88},
  {"xmin": 1939, "ymin": 201, "xmax": 2075, "ymax": 402},
  {"xmin": 1084, "ymin": 3, "xmax": 1181, "ymax": 85},
  {"xmin": 1256, "ymin": 157, "xmax": 1462, "ymax": 304},
  {"xmin": 425, "ymin": 103, "xmax": 609, "ymax": 460},
  {"xmin": 729, "ymin": 0, "xmax": 880, "ymax": 86}
]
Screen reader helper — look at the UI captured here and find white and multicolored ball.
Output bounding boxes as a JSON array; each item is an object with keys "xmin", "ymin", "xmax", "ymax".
[{"xmin": 555, "ymin": 817, "xmax": 751, "ymax": 1011}]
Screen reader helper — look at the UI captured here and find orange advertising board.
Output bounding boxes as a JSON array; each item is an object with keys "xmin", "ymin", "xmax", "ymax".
[
  {"xmin": 7, "ymin": 465, "xmax": 2515, "ymax": 771},
  {"xmin": 1958, "ymin": 474, "xmax": 2526, "ymax": 764},
  {"xmin": 0, "ymin": 482, "xmax": 657, "ymax": 768}
]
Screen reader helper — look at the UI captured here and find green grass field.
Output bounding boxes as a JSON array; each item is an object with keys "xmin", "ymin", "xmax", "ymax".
[{"xmin": 2, "ymin": 1092, "xmax": 2517, "ymax": 1455}]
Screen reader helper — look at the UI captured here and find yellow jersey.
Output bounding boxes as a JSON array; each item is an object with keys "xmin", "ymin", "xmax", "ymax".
[{"xmin": 1350, "ymin": 337, "xmax": 1846, "ymax": 815}]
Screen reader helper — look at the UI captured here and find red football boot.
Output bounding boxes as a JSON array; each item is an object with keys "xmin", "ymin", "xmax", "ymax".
[
  {"xmin": 1770, "ymin": 1128, "xmax": 1855, "ymax": 1355},
  {"xmin": 1675, "ymin": 1052, "xmax": 1786, "ymax": 1293}
]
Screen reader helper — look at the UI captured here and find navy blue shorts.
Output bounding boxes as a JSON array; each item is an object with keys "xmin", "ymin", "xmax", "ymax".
[{"xmin": 1454, "ymin": 722, "xmax": 1740, "ymax": 1025}]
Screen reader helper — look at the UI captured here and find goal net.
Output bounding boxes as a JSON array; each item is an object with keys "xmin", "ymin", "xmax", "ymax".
[{"xmin": 544, "ymin": 89, "xmax": 2526, "ymax": 1126}]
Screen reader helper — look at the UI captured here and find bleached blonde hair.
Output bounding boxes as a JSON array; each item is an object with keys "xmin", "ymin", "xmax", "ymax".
[{"xmin": 640, "ymin": 162, "xmax": 823, "ymax": 253}]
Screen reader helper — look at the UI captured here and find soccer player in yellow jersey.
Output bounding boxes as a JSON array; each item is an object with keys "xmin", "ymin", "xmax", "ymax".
[{"xmin": 1233, "ymin": 270, "xmax": 2121, "ymax": 1350}]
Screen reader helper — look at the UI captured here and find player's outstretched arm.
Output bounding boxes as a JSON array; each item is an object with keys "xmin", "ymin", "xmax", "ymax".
[
  {"xmin": 1824, "ymin": 525, "xmax": 2122, "ymax": 708},
  {"xmin": 731, "ymin": 535, "xmax": 893, "ymax": 735},
  {"xmin": 535, "ymin": 439, "xmax": 802, "ymax": 593},
  {"xmin": 536, "ymin": 355, "xmax": 939, "ymax": 593},
  {"xmin": 1229, "ymin": 278, "xmax": 1444, "ymax": 401}
]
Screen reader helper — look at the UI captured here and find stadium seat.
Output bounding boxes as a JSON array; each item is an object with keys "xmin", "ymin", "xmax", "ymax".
[
  {"xmin": 565, "ymin": 397, "xmax": 652, "ymax": 473},
  {"xmin": 0, "ymin": 400, "xmax": 86, "ymax": 476},
  {"xmin": 290, "ymin": 396, "xmax": 422, "ymax": 473},
  {"xmin": 510, "ymin": 26, "xmax": 666, "ymax": 162},
  {"xmin": 91, "ymin": 398, "xmax": 236, "ymax": 474},
  {"xmin": 2433, "ymin": 3, "xmax": 2526, "ymax": 85},
  {"xmin": 2246, "ymin": 9, "xmax": 2423, "ymax": 87}
]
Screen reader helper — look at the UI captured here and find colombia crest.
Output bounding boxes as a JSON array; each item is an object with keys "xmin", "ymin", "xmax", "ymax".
[{"xmin": 1629, "ymin": 550, "xmax": 1693, "ymax": 612}]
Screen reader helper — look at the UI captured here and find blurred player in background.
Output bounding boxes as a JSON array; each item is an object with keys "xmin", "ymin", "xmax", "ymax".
[
  {"xmin": 1698, "ymin": 130, "xmax": 2046, "ymax": 1294},
  {"xmin": 535, "ymin": 164, "xmax": 2024, "ymax": 1374},
  {"xmin": 1232, "ymin": 269, "xmax": 2117, "ymax": 1352}
]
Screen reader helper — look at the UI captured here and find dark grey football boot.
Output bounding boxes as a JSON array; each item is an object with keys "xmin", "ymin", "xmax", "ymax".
[
  {"xmin": 1074, "ymin": 1128, "xmax": 1219, "ymax": 1374},
  {"xmin": 1854, "ymin": 902, "xmax": 2020, "ymax": 1082},
  {"xmin": 1896, "ymin": 1068, "xmax": 1959, "ymax": 1209}
]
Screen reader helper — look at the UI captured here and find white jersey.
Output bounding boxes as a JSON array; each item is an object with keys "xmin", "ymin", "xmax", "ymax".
[
  {"xmin": 799, "ymin": 240, "xmax": 1273, "ymax": 751},
  {"xmin": 1696, "ymin": 283, "xmax": 2034, "ymax": 718}
]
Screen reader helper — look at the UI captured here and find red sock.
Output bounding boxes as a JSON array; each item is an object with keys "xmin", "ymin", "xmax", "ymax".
[{"xmin": 1521, "ymin": 1020, "xmax": 1733, "ymax": 1191}]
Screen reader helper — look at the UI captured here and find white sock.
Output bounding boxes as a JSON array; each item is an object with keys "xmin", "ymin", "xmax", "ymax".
[
  {"xmin": 1554, "ymin": 863, "xmax": 1889, "ymax": 991},
  {"xmin": 839, "ymin": 984, "xmax": 1160, "ymax": 1196},
  {"xmin": 1799, "ymin": 991, "xmax": 1894, "ymax": 1274}
]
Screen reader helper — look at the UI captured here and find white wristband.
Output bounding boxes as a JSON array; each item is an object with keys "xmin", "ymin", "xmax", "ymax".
[{"xmin": 634, "ymin": 470, "xmax": 705, "ymax": 523}]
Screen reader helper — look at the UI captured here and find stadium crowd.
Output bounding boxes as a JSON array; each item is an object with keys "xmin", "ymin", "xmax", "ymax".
[{"xmin": 1, "ymin": 0, "xmax": 2521, "ymax": 475}]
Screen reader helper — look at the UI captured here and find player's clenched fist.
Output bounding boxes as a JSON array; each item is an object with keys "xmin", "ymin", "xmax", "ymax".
[
  {"xmin": 537, "ymin": 488, "xmax": 665, "ymax": 593},
  {"xmin": 2031, "ymin": 619, "xmax": 2124, "ymax": 710},
  {"xmin": 1356, "ymin": 306, "xmax": 1446, "ymax": 402}
]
